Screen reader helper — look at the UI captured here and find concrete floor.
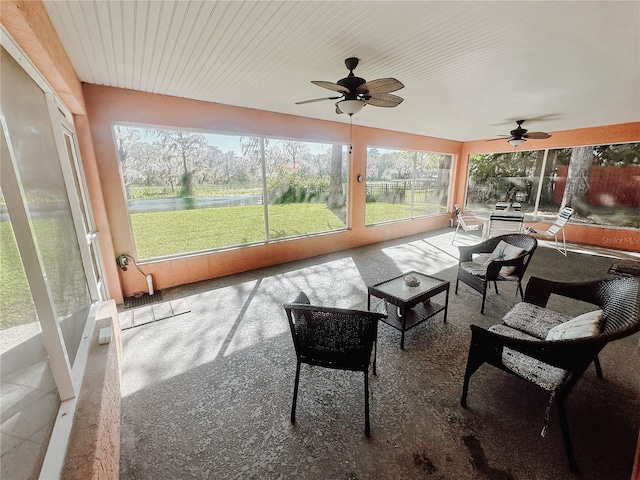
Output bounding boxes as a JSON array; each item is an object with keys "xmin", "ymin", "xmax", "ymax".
[{"xmin": 118, "ymin": 229, "xmax": 640, "ymax": 480}]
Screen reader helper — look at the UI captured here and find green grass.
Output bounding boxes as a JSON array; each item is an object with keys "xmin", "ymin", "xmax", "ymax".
[
  {"xmin": 131, "ymin": 203, "xmax": 347, "ymax": 258},
  {"xmin": 1, "ymin": 222, "xmax": 38, "ymax": 329}
]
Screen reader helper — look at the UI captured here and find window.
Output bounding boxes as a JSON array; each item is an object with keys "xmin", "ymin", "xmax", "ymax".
[
  {"xmin": 465, "ymin": 143, "xmax": 640, "ymax": 228},
  {"xmin": 365, "ymin": 147, "xmax": 452, "ymax": 225},
  {"xmin": 1, "ymin": 36, "xmax": 101, "ymax": 478},
  {"xmin": 114, "ymin": 126, "xmax": 348, "ymax": 259}
]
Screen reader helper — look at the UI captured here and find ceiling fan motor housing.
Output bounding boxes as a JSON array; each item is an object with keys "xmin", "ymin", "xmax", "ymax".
[{"xmin": 338, "ymin": 75, "xmax": 367, "ymax": 99}]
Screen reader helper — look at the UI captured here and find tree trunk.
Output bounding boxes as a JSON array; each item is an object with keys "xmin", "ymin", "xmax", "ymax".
[
  {"xmin": 561, "ymin": 146, "xmax": 593, "ymax": 215},
  {"xmin": 327, "ymin": 145, "xmax": 345, "ymax": 221}
]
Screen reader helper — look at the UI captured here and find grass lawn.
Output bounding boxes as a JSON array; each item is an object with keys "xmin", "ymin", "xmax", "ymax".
[{"xmin": 131, "ymin": 203, "xmax": 347, "ymax": 258}]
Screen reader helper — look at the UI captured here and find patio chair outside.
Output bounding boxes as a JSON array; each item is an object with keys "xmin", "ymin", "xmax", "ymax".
[
  {"xmin": 452, "ymin": 204, "xmax": 487, "ymax": 244},
  {"xmin": 526, "ymin": 206, "xmax": 574, "ymax": 256},
  {"xmin": 455, "ymin": 234, "xmax": 537, "ymax": 313},
  {"xmin": 460, "ymin": 275, "xmax": 640, "ymax": 473},
  {"xmin": 283, "ymin": 292, "xmax": 387, "ymax": 436}
]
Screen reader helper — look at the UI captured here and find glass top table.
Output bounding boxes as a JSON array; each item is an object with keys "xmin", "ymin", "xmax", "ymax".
[{"xmin": 367, "ymin": 271, "xmax": 449, "ymax": 349}]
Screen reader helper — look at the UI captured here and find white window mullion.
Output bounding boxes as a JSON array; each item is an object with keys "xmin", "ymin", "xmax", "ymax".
[
  {"xmin": 532, "ymin": 149, "xmax": 550, "ymax": 218},
  {"xmin": 260, "ymin": 137, "xmax": 270, "ymax": 242}
]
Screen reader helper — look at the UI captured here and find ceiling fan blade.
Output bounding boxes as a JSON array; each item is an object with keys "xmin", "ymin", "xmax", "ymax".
[
  {"xmin": 365, "ymin": 93, "xmax": 403, "ymax": 108},
  {"xmin": 357, "ymin": 78, "xmax": 404, "ymax": 95},
  {"xmin": 486, "ymin": 136, "xmax": 514, "ymax": 142},
  {"xmin": 296, "ymin": 96, "xmax": 342, "ymax": 105},
  {"xmin": 311, "ymin": 80, "xmax": 350, "ymax": 93},
  {"xmin": 523, "ymin": 132, "xmax": 551, "ymax": 139}
]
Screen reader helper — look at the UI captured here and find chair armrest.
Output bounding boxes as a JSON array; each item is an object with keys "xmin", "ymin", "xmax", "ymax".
[{"xmin": 469, "ymin": 324, "xmax": 603, "ymax": 372}]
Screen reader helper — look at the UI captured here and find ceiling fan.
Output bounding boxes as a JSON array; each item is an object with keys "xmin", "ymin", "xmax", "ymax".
[
  {"xmin": 488, "ymin": 120, "xmax": 552, "ymax": 147},
  {"xmin": 296, "ymin": 57, "xmax": 404, "ymax": 116}
]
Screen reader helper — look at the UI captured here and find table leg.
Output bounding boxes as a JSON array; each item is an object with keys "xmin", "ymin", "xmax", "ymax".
[
  {"xmin": 400, "ymin": 305, "xmax": 406, "ymax": 349},
  {"xmin": 367, "ymin": 294, "xmax": 371, "ymax": 311},
  {"xmin": 443, "ymin": 287, "xmax": 449, "ymax": 323}
]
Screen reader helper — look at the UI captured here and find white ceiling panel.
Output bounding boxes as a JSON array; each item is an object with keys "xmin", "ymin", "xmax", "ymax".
[{"xmin": 43, "ymin": 1, "xmax": 640, "ymax": 142}]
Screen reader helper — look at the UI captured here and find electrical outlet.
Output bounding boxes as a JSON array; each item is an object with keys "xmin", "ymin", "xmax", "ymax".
[{"xmin": 116, "ymin": 254, "xmax": 129, "ymax": 270}]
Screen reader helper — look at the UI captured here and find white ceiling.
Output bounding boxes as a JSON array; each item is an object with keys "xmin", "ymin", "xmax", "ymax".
[{"xmin": 43, "ymin": 1, "xmax": 640, "ymax": 142}]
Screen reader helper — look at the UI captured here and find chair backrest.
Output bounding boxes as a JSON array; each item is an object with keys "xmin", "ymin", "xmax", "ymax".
[
  {"xmin": 592, "ymin": 276, "xmax": 640, "ymax": 336},
  {"xmin": 454, "ymin": 204, "xmax": 469, "ymax": 230},
  {"xmin": 284, "ymin": 292, "xmax": 384, "ymax": 370},
  {"xmin": 495, "ymin": 202, "xmax": 509, "ymax": 210},
  {"xmin": 547, "ymin": 207, "xmax": 574, "ymax": 235},
  {"xmin": 525, "ymin": 276, "xmax": 640, "ymax": 341},
  {"xmin": 453, "ymin": 204, "xmax": 479, "ymax": 232}
]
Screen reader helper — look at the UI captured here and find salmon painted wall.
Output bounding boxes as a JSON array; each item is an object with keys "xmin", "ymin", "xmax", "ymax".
[
  {"xmin": 83, "ymin": 84, "xmax": 462, "ymax": 298},
  {"xmin": 457, "ymin": 123, "xmax": 640, "ymax": 252}
]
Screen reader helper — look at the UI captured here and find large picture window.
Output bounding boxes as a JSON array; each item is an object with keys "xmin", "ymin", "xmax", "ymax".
[
  {"xmin": 365, "ymin": 147, "xmax": 451, "ymax": 225},
  {"xmin": 465, "ymin": 143, "xmax": 640, "ymax": 228},
  {"xmin": 114, "ymin": 126, "xmax": 348, "ymax": 259}
]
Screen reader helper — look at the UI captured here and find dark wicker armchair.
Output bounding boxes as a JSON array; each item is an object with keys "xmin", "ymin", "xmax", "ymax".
[
  {"xmin": 283, "ymin": 292, "xmax": 387, "ymax": 437},
  {"xmin": 461, "ymin": 276, "xmax": 640, "ymax": 473},
  {"xmin": 456, "ymin": 233, "xmax": 537, "ymax": 313}
]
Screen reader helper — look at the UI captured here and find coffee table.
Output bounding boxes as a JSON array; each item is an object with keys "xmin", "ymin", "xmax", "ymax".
[{"xmin": 367, "ymin": 271, "xmax": 449, "ymax": 349}]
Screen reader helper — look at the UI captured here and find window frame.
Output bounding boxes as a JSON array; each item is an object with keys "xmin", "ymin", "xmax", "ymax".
[{"xmin": 1, "ymin": 26, "xmax": 103, "ymax": 479}]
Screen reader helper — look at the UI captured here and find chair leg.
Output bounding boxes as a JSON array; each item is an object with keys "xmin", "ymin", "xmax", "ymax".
[
  {"xmin": 455, "ymin": 277, "xmax": 459, "ymax": 294},
  {"xmin": 461, "ymin": 350, "xmax": 484, "ymax": 407},
  {"xmin": 291, "ymin": 361, "xmax": 301, "ymax": 423},
  {"xmin": 556, "ymin": 393, "xmax": 578, "ymax": 474},
  {"xmin": 364, "ymin": 371, "xmax": 371, "ymax": 437},
  {"xmin": 452, "ymin": 223, "xmax": 460, "ymax": 244},
  {"xmin": 481, "ymin": 282, "xmax": 488, "ymax": 314},
  {"xmin": 594, "ymin": 355, "xmax": 603, "ymax": 379}
]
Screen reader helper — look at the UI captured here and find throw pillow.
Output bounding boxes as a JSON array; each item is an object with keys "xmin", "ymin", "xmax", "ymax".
[
  {"xmin": 485, "ymin": 240, "xmax": 525, "ymax": 275},
  {"xmin": 545, "ymin": 310, "xmax": 604, "ymax": 341}
]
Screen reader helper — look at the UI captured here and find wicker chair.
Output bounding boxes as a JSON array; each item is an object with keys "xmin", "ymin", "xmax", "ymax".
[
  {"xmin": 283, "ymin": 292, "xmax": 387, "ymax": 436},
  {"xmin": 460, "ymin": 276, "xmax": 640, "ymax": 473},
  {"xmin": 455, "ymin": 234, "xmax": 538, "ymax": 313}
]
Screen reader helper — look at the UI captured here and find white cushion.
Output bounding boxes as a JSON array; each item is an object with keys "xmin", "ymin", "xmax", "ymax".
[
  {"xmin": 485, "ymin": 240, "xmax": 525, "ymax": 275},
  {"xmin": 545, "ymin": 310, "xmax": 604, "ymax": 341}
]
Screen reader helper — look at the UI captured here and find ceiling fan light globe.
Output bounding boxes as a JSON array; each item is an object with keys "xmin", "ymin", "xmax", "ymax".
[
  {"xmin": 338, "ymin": 99, "xmax": 365, "ymax": 115},
  {"xmin": 509, "ymin": 138, "xmax": 526, "ymax": 147}
]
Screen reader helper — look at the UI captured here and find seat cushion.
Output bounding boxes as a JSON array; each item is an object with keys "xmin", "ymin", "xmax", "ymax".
[
  {"xmin": 460, "ymin": 260, "xmax": 489, "ymax": 278},
  {"xmin": 503, "ymin": 302, "xmax": 571, "ymax": 339},
  {"xmin": 546, "ymin": 309, "xmax": 604, "ymax": 341},
  {"xmin": 489, "ymin": 324, "xmax": 568, "ymax": 391}
]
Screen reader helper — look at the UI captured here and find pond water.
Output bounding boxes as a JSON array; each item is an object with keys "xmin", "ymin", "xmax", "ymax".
[{"xmin": 128, "ymin": 194, "xmax": 263, "ymax": 213}]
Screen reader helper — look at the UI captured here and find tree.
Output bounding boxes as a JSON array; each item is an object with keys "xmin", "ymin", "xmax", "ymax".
[
  {"xmin": 561, "ymin": 146, "xmax": 594, "ymax": 215},
  {"xmin": 154, "ymin": 129, "xmax": 209, "ymax": 197}
]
